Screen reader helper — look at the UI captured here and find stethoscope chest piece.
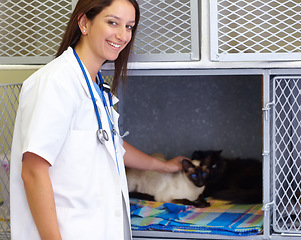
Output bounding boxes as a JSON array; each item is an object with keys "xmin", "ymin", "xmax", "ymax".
[{"xmin": 97, "ymin": 129, "xmax": 109, "ymax": 144}]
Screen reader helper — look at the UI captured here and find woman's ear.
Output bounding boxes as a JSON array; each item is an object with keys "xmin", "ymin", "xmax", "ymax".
[{"xmin": 78, "ymin": 13, "xmax": 88, "ymax": 35}]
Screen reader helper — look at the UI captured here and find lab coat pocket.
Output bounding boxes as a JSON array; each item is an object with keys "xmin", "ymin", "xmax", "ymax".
[{"xmin": 56, "ymin": 207, "xmax": 105, "ymax": 240}]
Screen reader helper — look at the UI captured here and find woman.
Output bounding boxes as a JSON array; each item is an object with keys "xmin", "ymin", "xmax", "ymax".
[{"xmin": 10, "ymin": 0, "xmax": 183, "ymax": 239}]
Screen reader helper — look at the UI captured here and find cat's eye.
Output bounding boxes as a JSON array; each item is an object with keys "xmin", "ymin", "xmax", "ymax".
[
  {"xmin": 191, "ymin": 174, "xmax": 197, "ymax": 179},
  {"xmin": 212, "ymin": 164, "xmax": 217, "ymax": 168}
]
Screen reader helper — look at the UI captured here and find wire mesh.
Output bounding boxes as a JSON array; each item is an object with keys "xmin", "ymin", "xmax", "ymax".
[
  {"xmin": 0, "ymin": 0, "xmax": 72, "ymax": 64},
  {"xmin": 0, "ymin": 83, "xmax": 22, "ymax": 239},
  {"xmin": 272, "ymin": 77, "xmax": 301, "ymax": 233},
  {"xmin": 211, "ymin": 0, "xmax": 301, "ymax": 61},
  {"xmin": 0, "ymin": 0, "xmax": 199, "ymax": 64},
  {"xmin": 133, "ymin": 0, "xmax": 197, "ymax": 61}
]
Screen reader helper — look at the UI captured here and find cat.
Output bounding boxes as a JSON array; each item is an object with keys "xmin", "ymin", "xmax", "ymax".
[
  {"xmin": 192, "ymin": 150, "xmax": 263, "ymax": 204},
  {"xmin": 126, "ymin": 153, "xmax": 220, "ymax": 208}
]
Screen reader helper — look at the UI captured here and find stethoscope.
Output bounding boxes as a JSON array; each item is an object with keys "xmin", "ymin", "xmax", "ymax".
[{"xmin": 73, "ymin": 48, "xmax": 116, "ymax": 145}]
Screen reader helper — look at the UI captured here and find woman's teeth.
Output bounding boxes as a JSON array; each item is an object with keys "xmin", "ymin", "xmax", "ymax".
[{"xmin": 108, "ymin": 41, "xmax": 121, "ymax": 48}]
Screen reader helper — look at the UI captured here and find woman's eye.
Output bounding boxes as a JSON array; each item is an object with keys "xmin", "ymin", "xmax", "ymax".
[
  {"xmin": 126, "ymin": 25, "xmax": 134, "ymax": 31},
  {"xmin": 108, "ymin": 21, "xmax": 117, "ymax": 26}
]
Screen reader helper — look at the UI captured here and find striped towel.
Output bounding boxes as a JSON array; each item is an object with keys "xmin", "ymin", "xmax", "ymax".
[{"xmin": 130, "ymin": 198, "xmax": 263, "ymax": 236}]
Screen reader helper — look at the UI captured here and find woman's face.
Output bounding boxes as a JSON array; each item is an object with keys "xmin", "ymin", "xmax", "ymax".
[{"xmin": 81, "ymin": 0, "xmax": 136, "ymax": 64}]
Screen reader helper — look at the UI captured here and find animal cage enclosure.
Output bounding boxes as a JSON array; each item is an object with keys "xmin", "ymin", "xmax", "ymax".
[
  {"xmin": 2, "ymin": 71, "xmax": 301, "ymax": 239},
  {"xmin": 2, "ymin": 0, "xmax": 301, "ymax": 239},
  {"xmin": 0, "ymin": 83, "xmax": 21, "ymax": 240},
  {"xmin": 123, "ymin": 71, "xmax": 301, "ymax": 240}
]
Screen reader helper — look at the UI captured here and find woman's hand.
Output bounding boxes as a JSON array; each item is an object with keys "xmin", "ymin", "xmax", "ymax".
[
  {"xmin": 159, "ymin": 156, "xmax": 185, "ymax": 173},
  {"xmin": 123, "ymin": 141, "xmax": 188, "ymax": 173}
]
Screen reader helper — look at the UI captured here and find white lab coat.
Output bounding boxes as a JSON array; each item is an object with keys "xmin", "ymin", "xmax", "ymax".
[{"xmin": 10, "ymin": 47, "xmax": 131, "ymax": 240}]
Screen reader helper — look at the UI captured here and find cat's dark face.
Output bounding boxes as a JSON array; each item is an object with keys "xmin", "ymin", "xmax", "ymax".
[
  {"xmin": 190, "ymin": 150, "xmax": 225, "ymax": 184},
  {"xmin": 182, "ymin": 159, "xmax": 210, "ymax": 187}
]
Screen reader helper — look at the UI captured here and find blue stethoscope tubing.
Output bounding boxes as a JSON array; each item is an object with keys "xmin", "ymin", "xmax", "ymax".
[{"xmin": 73, "ymin": 48, "xmax": 115, "ymax": 145}]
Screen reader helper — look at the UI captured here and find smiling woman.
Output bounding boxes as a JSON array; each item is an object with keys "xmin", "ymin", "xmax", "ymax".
[
  {"xmin": 56, "ymin": 0, "xmax": 140, "ymax": 94},
  {"xmin": 74, "ymin": 0, "xmax": 136, "ymax": 80},
  {"xmin": 10, "ymin": 0, "xmax": 185, "ymax": 239},
  {"xmin": 9, "ymin": 1, "xmax": 141, "ymax": 240}
]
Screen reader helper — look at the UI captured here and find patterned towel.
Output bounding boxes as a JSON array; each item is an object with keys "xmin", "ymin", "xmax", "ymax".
[{"xmin": 130, "ymin": 198, "xmax": 263, "ymax": 236}]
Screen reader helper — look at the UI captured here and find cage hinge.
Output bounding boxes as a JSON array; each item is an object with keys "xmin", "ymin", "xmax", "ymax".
[
  {"xmin": 262, "ymin": 102, "xmax": 275, "ymax": 121},
  {"xmin": 262, "ymin": 201, "xmax": 274, "ymax": 215}
]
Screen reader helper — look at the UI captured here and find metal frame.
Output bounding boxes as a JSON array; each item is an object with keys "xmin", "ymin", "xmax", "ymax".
[
  {"xmin": 129, "ymin": 0, "xmax": 200, "ymax": 62},
  {"xmin": 263, "ymin": 69, "xmax": 301, "ymax": 240},
  {"xmin": 2, "ymin": 0, "xmax": 301, "ymax": 239},
  {"xmin": 270, "ymin": 76, "xmax": 301, "ymax": 234},
  {"xmin": 124, "ymin": 68, "xmax": 267, "ymax": 240},
  {"xmin": 3, "ymin": 70, "xmax": 301, "ymax": 239},
  {"xmin": 0, "ymin": 0, "xmax": 200, "ymax": 65},
  {"xmin": 0, "ymin": 83, "xmax": 22, "ymax": 240},
  {"xmin": 210, "ymin": 0, "xmax": 301, "ymax": 62},
  {"xmin": 0, "ymin": 0, "xmax": 72, "ymax": 65}
]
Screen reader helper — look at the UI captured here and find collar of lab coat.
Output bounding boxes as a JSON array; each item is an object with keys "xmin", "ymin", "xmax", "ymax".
[{"xmin": 64, "ymin": 47, "xmax": 120, "ymax": 166}]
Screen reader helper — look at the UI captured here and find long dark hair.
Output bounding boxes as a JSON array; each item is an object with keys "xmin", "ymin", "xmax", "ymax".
[{"xmin": 56, "ymin": 0, "xmax": 140, "ymax": 93}]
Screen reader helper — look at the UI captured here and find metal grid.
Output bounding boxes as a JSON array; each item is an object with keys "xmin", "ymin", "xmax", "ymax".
[
  {"xmin": 272, "ymin": 76, "xmax": 301, "ymax": 233},
  {"xmin": 0, "ymin": 0, "xmax": 199, "ymax": 64},
  {"xmin": 132, "ymin": 0, "xmax": 200, "ymax": 62},
  {"xmin": 0, "ymin": 0, "xmax": 72, "ymax": 64},
  {"xmin": 210, "ymin": 0, "xmax": 301, "ymax": 61},
  {"xmin": 0, "ymin": 83, "xmax": 22, "ymax": 239}
]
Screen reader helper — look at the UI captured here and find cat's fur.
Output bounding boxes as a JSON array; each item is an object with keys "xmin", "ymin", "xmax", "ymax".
[
  {"xmin": 192, "ymin": 150, "xmax": 263, "ymax": 204},
  {"xmin": 126, "ymin": 154, "xmax": 212, "ymax": 207}
]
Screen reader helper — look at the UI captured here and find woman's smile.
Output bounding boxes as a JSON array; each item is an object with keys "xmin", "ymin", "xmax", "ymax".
[{"xmin": 107, "ymin": 40, "xmax": 122, "ymax": 49}]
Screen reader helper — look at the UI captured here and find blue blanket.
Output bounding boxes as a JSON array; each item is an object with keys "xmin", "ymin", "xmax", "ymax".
[{"xmin": 130, "ymin": 198, "xmax": 263, "ymax": 236}]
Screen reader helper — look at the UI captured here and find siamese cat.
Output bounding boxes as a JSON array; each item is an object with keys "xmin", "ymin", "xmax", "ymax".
[
  {"xmin": 126, "ymin": 153, "xmax": 222, "ymax": 208},
  {"xmin": 192, "ymin": 150, "xmax": 263, "ymax": 204}
]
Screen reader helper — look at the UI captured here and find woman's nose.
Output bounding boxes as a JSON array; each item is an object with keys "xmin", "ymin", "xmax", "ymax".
[{"xmin": 116, "ymin": 27, "xmax": 130, "ymax": 42}]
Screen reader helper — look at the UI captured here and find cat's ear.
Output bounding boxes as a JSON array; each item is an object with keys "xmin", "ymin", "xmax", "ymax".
[
  {"xmin": 182, "ymin": 159, "xmax": 195, "ymax": 172},
  {"xmin": 191, "ymin": 151, "xmax": 202, "ymax": 160}
]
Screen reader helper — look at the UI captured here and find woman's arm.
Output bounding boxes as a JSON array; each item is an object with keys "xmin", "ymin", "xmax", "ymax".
[
  {"xmin": 123, "ymin": 141, "xmax": 185, "ymax": 173},
  {"xmin": 22, "ymin": 152, "xmax": 62, "ymax": 240}
]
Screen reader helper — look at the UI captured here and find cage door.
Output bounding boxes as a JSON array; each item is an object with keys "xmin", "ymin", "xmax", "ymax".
[
  {"xmin": 272, "ymin": 76, "xmax": 301, "ymax": 233},
  {"xmin": 0, "ymin": 0, "xmax": 200, "ymax": 64},
  {"xmin": 210, "ymin": 0, "xmax": 301, "ymax": 62},
  {"xmin": 131, "ymin": 0, "xmax": 200, "ymax": 62},
  {"xmin": 0, "ymin": 0, "xmax": 73, "ymax": 64}
]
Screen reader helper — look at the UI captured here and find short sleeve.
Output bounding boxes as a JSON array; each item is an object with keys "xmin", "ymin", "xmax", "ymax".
[{"xmin": 20, "ymin": 69, "xmax": 77, "ymax": 165}]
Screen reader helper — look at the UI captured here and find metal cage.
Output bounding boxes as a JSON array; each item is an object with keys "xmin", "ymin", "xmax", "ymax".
[
  {"xmin": 0, "ymin": 0, "xmax": 73, "ymax": 64},
  {"xmin": 0, "ymin": 0, "xmax": 199, "ymax": 64},
  {"xmin": 210, "ymin": 0, "xmax": 301, "ymax": 62},
  {"xmin": 131, "ymin": 0, "xmax": 200, "ymax": 62},
  {"xmin": 0, "ymin": 83, "xmax": 22, "ymax": 240},
  {"xmin": 272, "ymin": 76, "xmax": 301, "ymax": 234}
]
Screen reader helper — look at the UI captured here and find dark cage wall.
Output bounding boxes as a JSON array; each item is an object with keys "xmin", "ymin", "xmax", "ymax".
[{"xmin": 120, "ymin": 75, "xmax": 263, "ymax": 161}]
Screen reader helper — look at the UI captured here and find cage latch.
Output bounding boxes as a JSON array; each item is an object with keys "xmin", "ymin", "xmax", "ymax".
[
  {"xmin": 262, "ymin": 102, "xmax": 275, "ymax": 121},
  {"xmin": 262, "ymin": 201, "xmax": 274, "ymax": 216}
]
